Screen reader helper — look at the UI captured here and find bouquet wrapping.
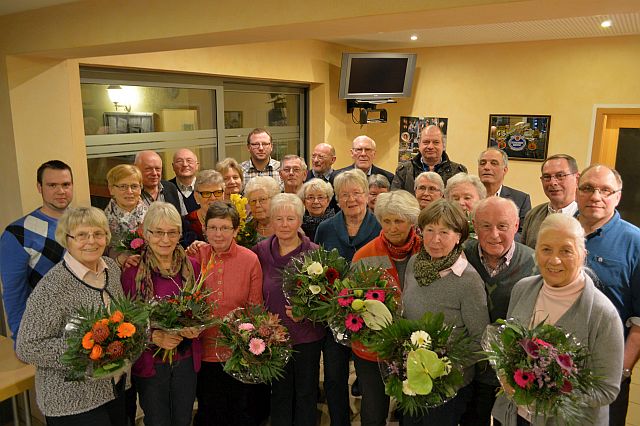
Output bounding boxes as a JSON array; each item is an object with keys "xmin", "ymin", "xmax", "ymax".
[
  {"xmin": 367, "ymin": 312, "xmax": 472, "ymax": 416},
  {"xmin": 61, "ymin": 297, "xmax": 149, "ymax": 381},
  {"xmin": 482, "ymin": 318, "xmax": 604, "ymax": 424}
]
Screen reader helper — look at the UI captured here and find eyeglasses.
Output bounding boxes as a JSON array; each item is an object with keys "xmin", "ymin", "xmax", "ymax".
[
  {"xmin": 146, "ymin": 230, "xmax": 181, "ymax": 239},
  {"xmin": 206, "ymin": 226, "xmax": 235, "ymax": 233},
  {"xmin": 249, "ymin": 142, "xmax": 272, "ymax": 148},
  {"xmin": 540, "ymin": 172, "xmax": 575, "ymax": 183},
  {"xmin": 311, "ymin": 154, "xmax": 328, "ymax": 160},
  {"xmin": 352, "ymin": 147, "xmax": 374, "ymax": 154},
  {"xmin": 339, "ymin": 191, "xmax": 365, "ymax": 200},
  {"xmin": 67, "ymin": 231, "xmax": 107, "ymax": 242},
  {"xmin": 197, "ymin": 190, "xmax": 224, "ymax": 198},
  {"xmin": 305, "ymin": 195, "xmax": 328, "ymax": 202},
  {"xmin": 577, "ymin": 185, "xmax": 621, "ymax": 198},
  {"xmin": 416, "ymin": 185, "xmax": 441, "ymax": 194},
  {"xmin": 112, "ymin": 183, "xmax": 142, "ymax": 191},
  {"xmin": 282, "ymin": 167, "xmax": 303, "ymax": 174},
  {"xmin": 173, "ymin": 159, "xmax": 198, "ymax": 166},
  {"xmin": 249, "ymin": 197, "xmax": 270, "ymax": 206}
]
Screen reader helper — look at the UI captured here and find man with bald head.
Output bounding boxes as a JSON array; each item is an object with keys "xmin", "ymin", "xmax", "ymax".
[
  {"xmin": 336, "ymin": 135, "xmax": 394, "ymax": 183},
  {"xmin": 134, "ymin": 150, "xmax": 186, "ymax": 215},
  {"xmin": 461, "ymin": 196, "xmax": 537, "ymax": 426},
  {"xmin": 306, "ymin": 143, "xmax": 337, "ymax": 183},
  {"xmin": 576, "ymin": 164, "xmax": 640, "ymax": 426},
  {"xmin": 170, "ymin": 148, "xmax": 200, "ymax": 213}
]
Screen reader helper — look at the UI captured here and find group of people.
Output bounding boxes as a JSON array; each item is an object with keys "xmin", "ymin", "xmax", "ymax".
[{"xmin": 0, "ymin": 124, "xmax": 639, "ymax": 426}]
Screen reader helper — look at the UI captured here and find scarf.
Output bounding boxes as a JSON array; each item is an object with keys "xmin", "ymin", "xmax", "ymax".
[
  {"xmin": 381, "ymin": 226, "xmax": 421, "ymax": 260},
  {"xmin": 413, "ymin": 244, "xmax": 463, "ymax": 287},
  {"xmin": 133, "ymin": 244, "xmax": 196, "ymax": 300}
]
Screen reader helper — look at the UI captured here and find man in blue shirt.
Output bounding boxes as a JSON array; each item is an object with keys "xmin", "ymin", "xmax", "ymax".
[
  {"xmin": 577, "ymin": 164, "xmax": 640, "ymax": 426},
  {"xmin": 1, "ymin": 160, "xmax": 73, "ymax": 341}
]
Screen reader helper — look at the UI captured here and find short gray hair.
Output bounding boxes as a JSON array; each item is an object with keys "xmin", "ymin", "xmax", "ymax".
[
  {"xmin": 368, "ymin": 174, "xmax": 390, "ymax": 190},
  {"xmin": 537, "ymin": 214, "xmax": 586, "ymax": 254},
  {"xmin": 195, "ymin": 169, "xmax": 225, "ymax": 190},
  {"xmin": 374, "ymin": 190, "xmax": 420, "ymax": 225},
  {"xmin": 444, "ymin": 173, "xmax": 487, "ymax": 200},
  {"xmin": 281, "ymin": 154, "xmax": 307, "ymax": 171},
  {"xmin": 244, "ymin": 176, "xmax": 281, "ymax": 199},
  {"xmin": 55, "ymin": 207, "xmax": 111, "ymax": 249},
  {"xmin": 298, "ymin": 178, "xmax": 334, "ymax": 201},
  {"xmin": 414, "ymin": 172, "xmax": 444, "ymax": 192},
  {"xmin": 479, "ymin": 147, "xmax": 509, "ymax": 167},
  {"xmin": 334, "ymin": 169, "xmax": 368, "ymax": 202},
  {"xmin": 143, "ymin": 202, "xmax": 182, "ymax": 234},
  {"xmin": 270, "ymin": 193, "xmax": 305, "ymax": 220},
  {"xmin": 352, "ymin": 135, "xmax": 376, "ymax": 150}
]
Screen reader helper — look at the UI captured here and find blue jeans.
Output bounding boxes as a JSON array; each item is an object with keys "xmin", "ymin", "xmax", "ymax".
[
  {"xmin": 353, "ymin": 356, "xmax": 389, "ymax": 426},
  {"xmin": 322, "ymin": 331, "xmax": 352, "ymax": 426},
  {"xmin": 403, "ymin": 383, "xmax": 473, "ymax": 426},
  {"xmin": 133, "ymin": 357, "xmax": 197, "ymax": 426}
]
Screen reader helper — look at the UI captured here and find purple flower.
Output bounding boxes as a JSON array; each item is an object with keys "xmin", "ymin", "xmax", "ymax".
[
  {"xmin": 555, "ymin": 353, "xmax": 574, "ymax": 372},
  {"xmin": 519, "ymin": 338, "xmax": 540, "ymax": 359}
]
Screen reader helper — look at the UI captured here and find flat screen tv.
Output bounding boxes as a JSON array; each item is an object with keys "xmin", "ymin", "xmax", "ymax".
[{"xmin": 338, "ymin": 52, "xmax": 417, "ymax": 101}]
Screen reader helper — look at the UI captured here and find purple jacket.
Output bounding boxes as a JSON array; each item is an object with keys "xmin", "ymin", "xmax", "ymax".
[{"xmin": 253, "ymin": 234, "xmax": 326, "ymax": 345}]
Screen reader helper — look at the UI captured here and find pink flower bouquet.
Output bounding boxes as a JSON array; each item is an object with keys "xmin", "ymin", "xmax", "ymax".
[
  {"xmin": 115, "ymin": 227, "xmax": 145, "ymax": 255},
  {"xmin": 217, "ymin": 305, "xmax": 292, "ymax": 384}
]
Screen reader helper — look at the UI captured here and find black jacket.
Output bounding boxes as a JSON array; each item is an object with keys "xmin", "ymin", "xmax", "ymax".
[{"xmin": 391, "ymin": 152, "xmax": 466, "ymax": 195}]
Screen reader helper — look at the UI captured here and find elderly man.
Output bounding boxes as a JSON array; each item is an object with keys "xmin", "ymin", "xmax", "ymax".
[
  {"xmin": 279, "ymin": 154, "xmax": 307, "ymax": 194},
  {"xmin": 306, "ymin": 143, "xmax": 337, "ymax": 184},
  {"xmin": 336, "ymin": 135, "xmax": 394, "ymax": 183},
  {"xmin": 1, "ymin": 160, "xmax": 73, "ymax": 340},
  {"xmin": 391, "ymin": 124, "xmax": 466, "ymax": 194},
  {"xmin": 414, "ymin": 171, "xmax": 444, "ymax": 210},
  {"xmin": 170, "ymin": 148, "xmax": 200, "ymax": 213},
  {"xmin": 521, "ymin": 154, "xmax": 580, "ymax": 249},
  {"xmin": 576, "ymin": 164, "xmax": 640, "ymax": 426},
  {"xmin": 461, "ymin": 196, "xmax": 537, "ymax": 426},
  {"xmin": 134, "ymin": 150, "xmax": 186, "ymax": 215},
  {"xmin": 478, "ymin": 148, "xmax": 531, "ymax": 238},
  {"xmin": 241, "ymin": 127, "xmax": 282, "ymax": 187}
]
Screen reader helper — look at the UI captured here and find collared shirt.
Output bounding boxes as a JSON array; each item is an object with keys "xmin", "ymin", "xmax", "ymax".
[
  {"xmin": 176, "ymin": 177, "xmax": 196, "ymax": 198},
  {"xmin": 495, "ymin": 185, "xmax": 504, "ymax": 197},
  {"xmin": 439, "ymin": 251, "xmax": 469, "ymax": 279},
  {"xmin": 64, "ymin": 252, "xmax": 110, "ymax": 308},
  {"xmin": 312, "ymin": 169, "xmax": 334, "ymax": 182},
  {"xmin": 479, "ymin": 241, "xmax": 516, "ymax": 277},
  {"xmin": 141, "ymin": 182, "xmax": 187, "ymax": 215},
  {"xmin": 420, "ymin": 156, "xmax": 442, "ymax": 172},
  {"xmin": 241, "ymin": 157, "xmax": 282, "ymax": 187},
  {"xmin": 548, "ymin": 200, "xmax": 578, "ymax": 216}
]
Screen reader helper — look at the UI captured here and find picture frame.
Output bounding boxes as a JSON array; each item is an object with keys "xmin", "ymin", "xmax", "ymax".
[
  {"xmin": 224, "ymin": 111, "xmax": 243, "ymax": 129},
  {"xmin": 488, "ymin": 114, "xmax": 550, "ymax": 161},
  {"xmin": 103, "ymin": 112, "xmax": 155, "ymax": 134}
]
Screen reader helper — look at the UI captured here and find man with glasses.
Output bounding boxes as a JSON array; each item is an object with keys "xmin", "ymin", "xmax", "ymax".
[
  {"xmin": 521, "ymin": 154, "xmax": 579, "ymax": 248},
  {"xmin": 336, "ymin": 135, "xmax": 394, "ymax": 183},
  {"xmin": 576, "ymin": 164, "xmax": 640, "ymax": 426},
  {"xmin": 134, "ymin": 150, "xmax": 187, "ymax": 215},
  {"xmin": 391, "ymin": 124, "xmax": 466, "ymax": 194},
  {"xmin": 1, "ymin": 160, "xmax": 73, "ymax": 341},
  {"xmin": 306, "ymin": 143, "xmax": 337, "ymax": 184},
  {"xmin": 170, "ymin": 148, "xmax": 200, "ymax": 213},
  {"xmin": 279, "ymin": 155, "xmax": 308, "ymax": 194},
  {"xmin": 241, "ymin": 128, "xmax": 282, "ymax": 188}
]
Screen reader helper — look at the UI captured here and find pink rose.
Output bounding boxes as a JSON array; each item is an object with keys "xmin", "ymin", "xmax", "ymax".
[
  {"xmin": 249, "ymin": 337, "xmax": 266, "ymax": 355},
  {"xmin": 130, "ymin": 238, "xmax": 145, "ymax": 250}
]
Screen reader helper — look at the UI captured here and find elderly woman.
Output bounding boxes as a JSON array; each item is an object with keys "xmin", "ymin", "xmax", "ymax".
[
  {"xmin": 16, "ymin": 207, "xmax": 127, "ymax": 425},
  {"xmin": 315, "ymin": 168, "xmax": 382, "ymax": 426},
  {"xmin": 182, "ymin": 169, "xmax": 226, "ymax": 246},
  {"xmin": 414, "ymin": 171, "xmax": 444, "ymax": 210},
  {"xmin": 245, "ymin": 175, "xmax": 281, "ymax": 241},
  {"xmin": 352, "ymin": 190, "xmax": 422, "ymax": 426},
  {"xmin": 189, "ymin": 200, "xmax": 264, "ymax": 426},
  {"xmin": 253, "ymin": 193, "xmax": 325, "ymax": 426},
  {"xmin": 444, "ymin": 172, "xmax": 486, "ymax": 214},
  {"xmin": 104, "ymin": 164, "xmax": 148, "ymax": 266},
  {"xmin": 121, "ymin": 202, "xmax": 201, "ymax": 426},
  {"xmin": 492, "ymin": 214, "xmax": 623, "ymax": 426},
  {"xmin": 402, "ymin": 199, "xmax": 490, "ymax": 426},
  {"xmin": 216, "ymin": 157, "xmax": 244, "ymax": 199},
  {"xmin": 298, "ymin": 178, "xmax": 335, "ymax": 239},
  {"xmin": 367, "ymin": 174, "xmax": 390, "ymax": 211}
]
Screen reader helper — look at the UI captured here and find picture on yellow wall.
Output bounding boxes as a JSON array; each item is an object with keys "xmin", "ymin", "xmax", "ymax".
[
  {"xmin": 488, "ymin": 114, "xmax": 550, "ymax": 161},
  {"xmin": 399, "ymin": 116, "xmax": 448, "ymax": 162}
]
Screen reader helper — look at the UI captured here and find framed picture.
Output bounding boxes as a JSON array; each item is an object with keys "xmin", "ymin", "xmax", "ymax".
[
  {"xmin": 103, "ymin": 112, "xmax": 155, "ymax": 134},
  {"xmin": 224, "ymin": 111, "xmax": 243, "ymax": 129},
  {"xmin": 488, "ymin": 114, "xmax": 550, "ymax": 161}
]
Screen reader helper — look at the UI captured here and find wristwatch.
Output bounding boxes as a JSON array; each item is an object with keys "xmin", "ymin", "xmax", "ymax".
[{"xmin": 622, "ymin": 368, "xmax": 632, "ymax": 379}]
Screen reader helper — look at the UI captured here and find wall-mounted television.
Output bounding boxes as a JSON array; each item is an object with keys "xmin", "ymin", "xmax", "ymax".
[{"xmin": 338, "ymin": 52, "xmax": 417, "ymax": 101}]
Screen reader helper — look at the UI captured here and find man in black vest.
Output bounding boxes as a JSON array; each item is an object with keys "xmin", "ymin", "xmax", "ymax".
[
  {"xmin": 170, "ymin": 148, "xmax": 200, "ymax": 213},
  {"xmin": 134, "ymin": 150, "xmax": 186, "ymax": 215}
]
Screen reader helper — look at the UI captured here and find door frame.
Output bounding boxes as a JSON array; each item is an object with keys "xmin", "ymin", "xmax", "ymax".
[{"xmin": 589, "ymin": 104, "xmax": 640, "ymax": 166}]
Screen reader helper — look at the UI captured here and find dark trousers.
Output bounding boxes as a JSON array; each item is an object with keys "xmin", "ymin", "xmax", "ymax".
[
  {"xmin": 459, "ymin": 380, "xmax": 501, "ymax": 426},
  {"xmin": 133, "ymin": 357, "xmax": 197, "ymax": 426},
  {"xmin": 609, "ymin": 376, "xmax": 631, "ymax": 426},
  {"xmin": 193, "ymin": 361, "xmax": 264, "ymax": 426},
  {"xmin": 271, "ymin": 339, "xmax": 322, "ymax": 426},
  {"xmin": 403, "ymin": 383, "xmax": 473, "ymax": 426},
  {"xmin": 353, "ymin": 356, "xmax": 389, "ymax": 426},
  {"xmin": 322, "ymin": 331, "xmax": 352, "ymax": 426}
]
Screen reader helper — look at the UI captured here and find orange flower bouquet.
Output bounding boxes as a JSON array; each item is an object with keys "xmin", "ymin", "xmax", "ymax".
[{"xmin": 61, "ymin": 297, "xmax": 149, "ymax": 381}]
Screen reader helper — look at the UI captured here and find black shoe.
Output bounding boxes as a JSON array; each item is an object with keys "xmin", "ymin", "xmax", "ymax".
[{"xmin": 351, "ymin": 378, "xmax": 361, "ymax": 397}]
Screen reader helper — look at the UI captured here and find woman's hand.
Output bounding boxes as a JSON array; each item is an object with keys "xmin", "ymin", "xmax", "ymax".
[
  {"xmin": 179, "ymin": 327, "xmax": 203, "ymax": 339},
  {"xmin": 123, "ymin": 254, "xmax": 140, "ymax": 268},
  {"xmin": 151, "ymin": 330, "xmax": 183, "ymax": 350},
  {"xmin": 186, "ymin": 241, "xmax": 207, "ymax": 257},
  {"xmin": 285, "ymin": 305, "xmax": 303, "ymax": 322}
]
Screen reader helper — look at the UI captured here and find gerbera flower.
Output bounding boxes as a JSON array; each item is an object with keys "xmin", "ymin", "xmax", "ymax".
[
  {"xmin": 337, "ymin": 288, "xmax": 354, "ymax": 307},
  {"xmin": 116, "ymin": 322, "xmax": 136, "ymax": 338},
  {"xmin": 345, "ymin": 313, "xmax": 364, "ymax": 332},
  {"xmin": 365, "ymin": 289, "xmax": 386, "ymax": 301},
  {"xmin": 249, "ymin": 338, "xmax": 266, "ymax": 355},
  {"xmin": 109, "ymin": 310, "xmax": 124, "ymax": 323},
  {"xmin": 325, "ymin": 267, "xmax": 340, "ymax": 284},
  {"xmin": 410, "ymin": 330, "xmax": 432, "ymax": 349},
  {"xmin": 514, "ymin": 369, "xmax": 535, "ymax": 388}
]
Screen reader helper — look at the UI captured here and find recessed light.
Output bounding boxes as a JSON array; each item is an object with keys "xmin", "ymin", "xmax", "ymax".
[
  {"xmin": 601, "ymin": 19, "xmax": 612, "ymax": 28},
  {"xmin": 410, "ymin": 35, "xmax": 418, "ymax": 41}
]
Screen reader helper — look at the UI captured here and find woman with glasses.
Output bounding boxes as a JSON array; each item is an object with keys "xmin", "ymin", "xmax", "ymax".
[
  {"xmin": 216, "ymin": 157, "xmax": 245, "ymax": 199},
  {"xmin": 298, "ymin": 178, "xmax": 335, "ymax": 239},
  {"xmin": 414, "ymin": 171, "xmax": 444, "ymax": 210},
  {"xmin": 245, "ymin": 176, "xmax": 281, "ymax": 241},
  {"xmin": 182, "ymin": 170, "xmax": 226, "ymax": 246},
  {"xmin": 104, "ymin": 164, "xmax": 148, "ymax": 267},
  {"xmin": 189, "ymin": 200, "xmax": 264, "ymax": 425},
  {"xmin": 121, "ymin": 202, "xmax": 202, "ymax": 426},
  {"xmin": 367, "ymin": 174, "xmax": 390, "ymax": 212},
  {"xmin": 17, "ymin": 207, "xmax": 129, "ymax": 425}
]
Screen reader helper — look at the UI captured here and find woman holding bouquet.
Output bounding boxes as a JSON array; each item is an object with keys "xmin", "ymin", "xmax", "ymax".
[
  {"xmin": 492, "ymin": 214, "xmax": 623, "ymax": 426},
  {"xmin": 351, "ymin": 190, "xmax": 422, "ymax": 426},
  {"xmin": 245, "ymin": 175, "xmax": 281, "ymax": 241},
  {"xmin": 182, "ymin": 169, "xmax": 226, "ymax": 246},
  {"xmin": 17, "ymin": 207, "xmax": 128, "ymax": 425},
  {"xmin": 189, "ymin": 200, "xmax": 264, "ymax": 426},
  {"xmin": 121, "ymin": 202, "xmax": 202, "ymax": 426},
  {"xmin": 402, "ymin": 199, "xmax": 490, "ymax": 426},
  {"xmin": 298, "ymin": 178, "xmax": 335, "ymax": 239},
  {"xmin": 253, "ymin": 193, "xmax": 326, "ymax": 426}
]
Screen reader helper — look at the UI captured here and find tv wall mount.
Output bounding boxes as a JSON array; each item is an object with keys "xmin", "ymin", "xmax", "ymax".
[{"xmin": 347, "ymin": 99, "xmax": 396, "ymax": 125}]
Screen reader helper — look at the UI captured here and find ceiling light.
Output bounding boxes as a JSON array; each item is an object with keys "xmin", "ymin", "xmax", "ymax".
[
  {"xmin": 601, "ymin": 19, "xmax": 612, "ymax": 28},
  {"xmin": 410, "ymin": 35, "xmax": 418, "ymax": 41}
]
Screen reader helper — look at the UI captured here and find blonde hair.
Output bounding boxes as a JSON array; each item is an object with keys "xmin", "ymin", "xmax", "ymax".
[
  {"xmin": 55, "ymin": 207, "xmax": 111, "ymax": 248},
  {"xmin": 244, "ymin": 176, "xmax": 281, "ymax": 199},
  {"xmin": 143, "ymin": 202, "xmax": 182, "ymax": 234},
  {"xmin": 106, "ymin": 164, "xmax": 142, "ymax": 186},
  {"xmin": 298, "ymin": 178, "xmax": 334, "ymax": 201},
  {"xmin": 270, "ymin": 193, "xmax": 305, "ymax": 220},
  {"xmin": 334, "ymin": 169, "xmax": 368, "ymax": 202}
]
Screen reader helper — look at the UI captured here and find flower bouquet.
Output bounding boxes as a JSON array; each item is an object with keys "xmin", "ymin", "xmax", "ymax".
[
  {"xmin": 61, "ymin": 297, "xmax": 149, "ymax": 381},
  {"xmin": 115, "ymin": 227, "xmax": 145, "ymax": 255},
  {"xmin": 328, "ymin": 264, "xmax": 399, "ymax": 347},
  {"xmin": 230, "ymin": 193, "xmax": 257, "ymax": 248},
  {"xmin": 482, "ymin": 318, "xmax": 603, "ymax": 424},
  {"xmin": 367, "ymin": 312, "xmax": 472, "ymax": 416},
  {"xmin": 217, "ymin": 305, "xmax": 292, "ymax": 384},
  {"xmin": 281, "ymin": 247, "xmax": 349, "ymax": 322}
]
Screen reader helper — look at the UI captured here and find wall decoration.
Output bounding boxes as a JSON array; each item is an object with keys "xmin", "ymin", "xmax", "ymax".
[
  {"xmin": 488, "ymin": 114, "xmax": 550, "ymax": 161},
  {"xmin": 398, "ymin": 116, "xmax": 448, "ymax": 162},
  {"xmin": 224, "ymin": 111, "xmax": 243, "ymax": 129},
  {"xmin": 103, "ymin": 112, "xmax": 155, "ymax": 134}
]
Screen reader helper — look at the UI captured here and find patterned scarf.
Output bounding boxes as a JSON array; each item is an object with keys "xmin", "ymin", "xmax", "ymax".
[
  {"xmin": 133, "ymin": 244, "xmax": 196, "ymax": 300},
  {"xmin": 413, "ymin": 244, "xmax": 463, "ymax": 287},
  {"xmin": 381, "ymin": 226, "xmax": 421, "ymax": 260}
]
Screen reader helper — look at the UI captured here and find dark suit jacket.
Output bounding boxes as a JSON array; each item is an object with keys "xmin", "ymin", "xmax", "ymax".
[
  {"xmin": 335, "ymin": 164, "xmax": 394, "ymax": 184},
  {"xmin": 500, "ymin": 185, "xmax": 532, "ymax": 240},
  {"xmin": 160, "ymin": 180, "xmax": 185, "ymax": 215},
  {"xmin": 169, "ymin": 177, "xmax": 199, "ymax": 213}
]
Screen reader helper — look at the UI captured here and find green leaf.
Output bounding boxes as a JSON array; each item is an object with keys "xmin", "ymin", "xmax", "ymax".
[
  {"xmin": 361, "ymin": 300, "xmax": 392, "ymax": 330},
  {"xmin": 407, "ymin": 348, "xmax": 446, "ymax": 395}
]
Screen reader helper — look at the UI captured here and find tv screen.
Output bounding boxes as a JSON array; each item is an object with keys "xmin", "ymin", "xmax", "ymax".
[{"xmin": 339, "ymin": 52, "xmax": 417, "ymax": 100}]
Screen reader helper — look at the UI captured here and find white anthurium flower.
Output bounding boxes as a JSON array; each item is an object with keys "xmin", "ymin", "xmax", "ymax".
[
  {"xmin": 410, "ymin": 330, "xmax": 432, "ymax": 349},
  {"xmin": 308, "ymin": 285, "xmax": 322, "ymax": 295},
  {"xmin": 306, "ymin": 261, "xmax": 324, "ymax": 276}
]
